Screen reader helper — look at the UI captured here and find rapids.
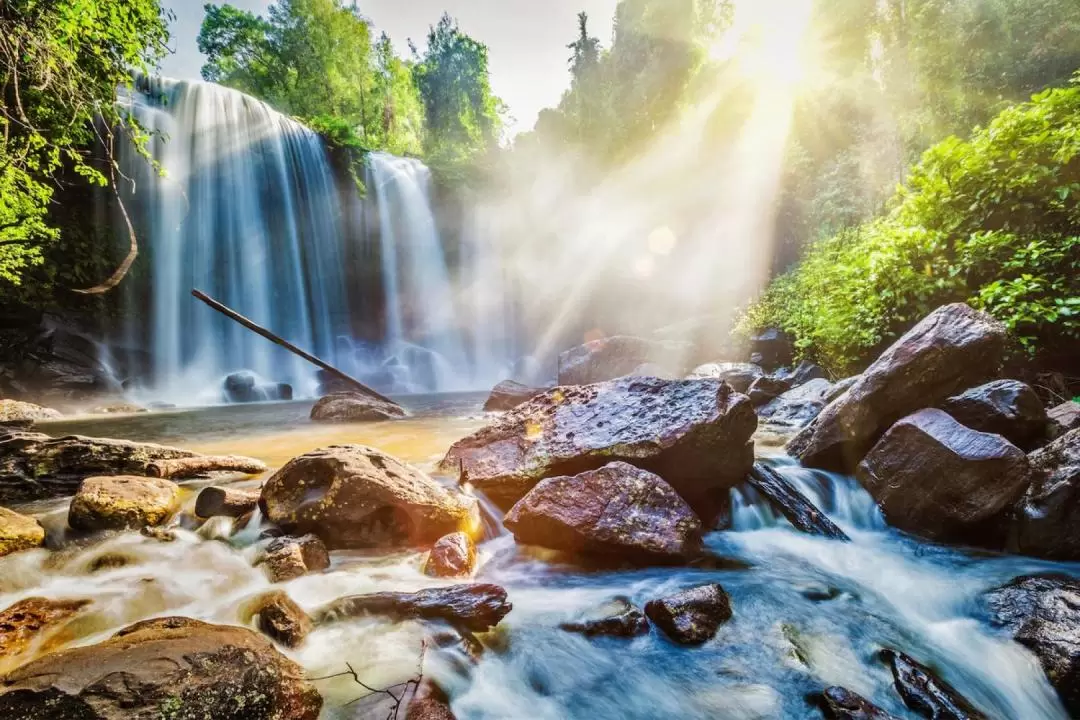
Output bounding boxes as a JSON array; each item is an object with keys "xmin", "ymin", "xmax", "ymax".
[{"xmin": 4, "ymin": 397, "xmax": 1074, "ymax": 719}]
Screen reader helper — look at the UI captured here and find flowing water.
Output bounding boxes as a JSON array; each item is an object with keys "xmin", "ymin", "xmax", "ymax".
[{"xmin": 6, "ymin": 399, "xmax": 1074, "ymax": 719}]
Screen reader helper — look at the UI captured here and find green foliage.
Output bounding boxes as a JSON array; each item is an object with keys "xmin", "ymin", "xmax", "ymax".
[
  {"xmin": 741, "ymin": 78, "xmax": 1080, "ymax": 372},
  {"xmin": 0, "ymin": 0, "xmax": 170, "ymax": 286}
]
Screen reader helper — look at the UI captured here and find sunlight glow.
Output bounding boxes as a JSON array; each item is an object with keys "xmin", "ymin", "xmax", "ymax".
[{"xmin": 711, "ymin": 0, "xmax": 818, "ymax": 89}]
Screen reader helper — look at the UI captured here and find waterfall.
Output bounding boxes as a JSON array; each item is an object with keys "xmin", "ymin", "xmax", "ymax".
[{"xmin": 111, "ymin": 77, "xmax": 512, "ymax": 404}]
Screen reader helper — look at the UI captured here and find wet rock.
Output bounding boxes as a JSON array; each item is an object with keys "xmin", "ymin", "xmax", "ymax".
[
  {"xmin": 558, "ymin": 335, "xmax": 691, "ymax": 386},
  {"xmin": 0, "ymin": 616, "xmax": 322, "ymax": 719},
  {"xmin": 1012, "ymin": 429, "xmax": 1080, "ymax": 560},
  {"xmin": 785, "ymin": 359, "xmax": 829, "ymax": 386},
  {"xmin": 406, "ymin": 679, "xmax": 457, "ymax": 720},
  {"xmin": 67, "ymin": 476, "xmax": 180, "ymax": 532},
  {"xmin": 504, "ymin": 462, "xmax": 703, "ymax": 564},
  {"xmin": 560, "ymin": 601, "xmax": 650, "ymax": 638},
  {"xmin": 244, "ymin": 590, "xmax": 313, "ymax": 648},
  {"xmin": 789, "ymin": 304, "xmax": 1007, "ymax": 471},
  {"xmin": 424, "ymin": 532, "xmax": 477, "ymax": 577},
  {"xmin": 315, "ymin": 584, "xmax": 512, "ymax": 633},
  {"xmin": 856, "ymin": 409, "xmax": 1029, "ymax": 546},
  {"xmin": 0, "ymin": 430, "xmax": 196, "ymax": 503},
  {"xmin": 748, "ymin": 375, "xmax": 792, "ymax": 406},
  {"xmin": 261, "ymin": 445, "xmax": 478, "ymax": 550},
  {"xmin": 687, "ymin": 362, "xmax": 764, "ymax": 393},
  {"xmin": 0, "ymin": 597, "xmax": 90, "ymax": 671},
  {"xmin": 260, "ymin": 534, "xmax": 331, "ymax": 583},
  {"xmin": 749, "ymin": 327, "xmax": 794, "ymax": 370},
  {"xmin": 1047, "ymin": 401, "xmax": 1080, "ymax": 440},
  {"xmin": 881, "ymin": 649, "xmax": 988, "ymax": 719},
  {"xmin": 758, "ymin": 378, "xmax": 833, "ymax": 427},
  {"xmin": 816, "ymin": 686, "xmax": 901, "ymax": 719},
  {"xmin": 644, "ymin": 583, "xmax": 732, "ymax": 645},
  {"xmin": 746, "ymin": 463, "xmax": 848, "ymax": 540},
  {"xmin": 940, "ymin": 379, "xmax": 1047, "ymax": 449},
  {"xmin": 223, "ymin": 370, "xmax": 258, "ymax": 403},
  {"xmin": 483, "ymin": 380, "xmax": 544, "ymax": 411},
  {"xmin": 0, "ymin": 400, "xmax": 61, "ymax": 425},
  {"xmin": 194, "ymin": 484, "xmax": 261, "ymax": 518},
  {"xmin": 0, "ymin": 507, "xmax": 45, "ymax": 557},
  {"xmin": 439, "ymin": 376, "xmax": 757, "ymax": 516},
  {"xmin": 310, "ymin": 392, "xmax": 407, "ymax": 423},
  {"xmin": 985, "ymin": 574, "xmax": 1080, "ymax": 715}
]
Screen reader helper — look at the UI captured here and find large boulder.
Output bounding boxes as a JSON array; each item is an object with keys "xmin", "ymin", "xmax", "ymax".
[
  {"xmin": 438, "ymin": 376, "xmax": 757, "ymax": 515},
  {"xmin": 0, "ymin": 597, "xmax": 90, "ymax": 673},
  {"xmin": 0, "ymin": 507, "xmax": 45, "ymax": 557},
  {"xmin": 315, "ymin": 584, "xmax": 512, "ymax": 633},
  {"xmin": 644, "ymin": 583, "xmax": 732, "ymax": 645},
  {"xmin": 483, "ymin": 380, "xmax": 545, "ymax": 412},
  {"xmin": 789, "ymin": 304, "xmax": 1007, "ymax": 471},
  {"xmin": 758, "ymin": 378, "xmax": 833, "ymax": 427},
  {"xmin": 687, "ymin": 362, "xmax": 763, "ymax": 393},
  {"xmin": 68, "ymin": 476, "xmax": 180, "ymax": 532},
  {"xmin": 986, "ymin": 574, "xmax": 1080, "ymax": 716},
  {"xmin": 0, "ymin": 616, "xmax": 322, "ymax": 719},
  {"xmin": 856, "ymin": 409, "xmax": 1030, "ymax": 546},
  {"xmin": 0, "ymin": 400, "xmax": 60, "ymax": 425},
  {"xmin": 940, "ymin": 379, "xmax": 1047, "ymax": 449},
  {"xmin": 504, "ymin": 462, "xmax": 703, "ymax": 564},
  {"xmin": 260, "ymin": 445, "xmax": 478, "ymax": 550},
  {"xmin": 1047, "ymin": 401, "xmax": 1080, "ymax": 440},
  {"xmin": 558, "ymin": 336, "xmax": 691, "ymax": 386},
  {"xmin": 0, "ymin": 431, "xmax": 196, "ymax": 503},
  {"xmin": 309, "ymin": 392, "xmax": 406, "ymax": 423},
  {"xmin": 1011, "ymin": 429, "xmax": 1080, "ymax": 560}
]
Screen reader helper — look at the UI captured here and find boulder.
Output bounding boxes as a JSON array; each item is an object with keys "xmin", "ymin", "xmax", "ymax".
[
  {"xmin": 0, "ymin": 400, "xmax": 60, "ymax": 425},
  {"xmin": 746, "ymin": 463, "xmax": 848, "ymax": 540},
  {"xmin": 777, "ymin": 359, "xmax": 829, "ymax": 387},
  {"xmin": 243, "ymin": 591, "xmax": 313, "ymax": 648},
  {"xmin": 1047, "ymin": 401, "xmax": 1080, "ymax": 440},
  {"xmin": 881, "ymin": 649, "xmax": 988, "ymax": 719},
  {"xmin": 0, "ymin": 507, "xmax": 45, "ymax": 557},
  {"xmin": 0, "ymin": 616, "xmax": 322, "ymax": 720},
  {"xmin": 424, "ymin": 532, "xmax": 477, "ymax": 577},
  {"xmin": 310, "ymin": 392, "xmax": 407, "ymax": 423},
  {"xmin": 816, "ymin": 687, "xmax": 901, "ymax": 720},
  {"xmin": 825, "ymin": 376, "xmax": 859, "ymax": 404},
  {"xmin": 0, "ymin": 430, "xmax": 196, "ymax": 503},
  {"xmin": 687, "ymin": 362, "xmax": 763, "ymax": 393},
  {"xmin": 558, "ymin": 336, "xmax": 691, "ymax": 386},
  {"xmin": 986, "ymin": 574, "xmax": 1080, "ymax": 715},
  {"xmin": 759, "ymin": 378, "xmax": 833, "ymax": 427},
  {"xmin": 259, "ymin": 534, "xmax": 331, "ymax": 583},
  {"xmin": 439, "ymin": 376, "xmax": 757, "ymax": 515},
  {"xmin": 194, "ymin": 485, "xmax": 261, "ymax": 518},
  {"xmin": 260, "ymin": 445, "xmax": 478, "ymax": 550},
  {"xmin": 483, "ymin": 380, "xmax": 544, "ymax": 412},
  {"xmin": 315, "ymin": 584, "xmax": 512, "ymax": 633},
  {"xmin": 748, "ymin": 328, "xmax": 794, "ymax": 370},
  {"xmin": 747, "ymin": 376, "xmax": 792, "ymax": 406},
  {"xmin": 644, "ymin": 583, "xmax": 732, "ymax": 645},
  {"xmin": 856, "ymin": 410, "xmax": 1030, "ymax": 546},
  {"xmin": 560, "ymin": 601, "xmax": 650, "ymax": 638},
  {"xmin": 504, "ymin": 462, "xmax": 703, "ymax": 564},
  {"xmin": 1012, "ymin": 429, "xmax": 1080, "ymax": 560},
  {"xmin": 68, "ymin": 476, "xmax": 180, "ymax": 532},
  {"xmin": 0, "ymin": 597, "xmax": 90, "ymax": 672},
  {"xmin": 940, "ymin": 380, "xmax": 1047, "ymax": 449},
  {"xmin": 789, "ymin": 304, "xmax": 1007, "ymax": 471}
]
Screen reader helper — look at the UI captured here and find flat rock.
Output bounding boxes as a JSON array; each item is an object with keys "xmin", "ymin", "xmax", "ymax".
[
  {"xmin": 759, "ymin": 378, "xmax": 833, "ymax": 427},
  {"xmin": 1012, "ymin": 429, "xmax": 1080, "ymax": 560},
  {"xmin": 0, "ymin": 597, "xmax": 90, "ymax": 673},
  {"xmin": 644, "ymin": 583, "xmax": 732, "ymax": 645},
  {"xmin": 0, "ymin": 507, "xmax": 45, "ymax": 557},
  {"xmin": 68, "ymin": 476, "xmax": 180, "ymax": 532},
  {"xmin": 483, "ymin": 380, "xmax": 545, "ymax": 411},
  {"xmin": 504, "ymin": 462, "xmax": 703, "ymax": 564},
  {"xmin": 0, "ymin": 616, "xmax": 322, "ymax": 719},
  {"xmin": 687, "ymin": 362, "xmax": 764, "ymax": 393},
  {"xmin": 424, "ymin": 532, "xmax": 477, "ymax": 577},
  {"xmin": 881, "ymin": 649, "xmax": 987, "ymax": 719},
  {"xmin": 856, "ymin": 409, "xmax": 1029, "ymax": 546},
  {"xmin": 260, "ymin": 445, "xmax": 478, "ymax": 550},
  {"xmin": 315, "ymin": 584, "xmax": 512, "ymax": 633},
  {"xmin": 0, "ymin": 400, "xmax": 61, "ymax": 424},
  {"xmin": 940, "ymin": 379, "xmax": 1047, "ymax": 449},
  {"xmin": 260, "ymin": 534, "xmax": 331, "ymax": 583},
  {"xmin": 310, "ymin": 392, "xmax": 407, "ymax": 423},
  {"xmin": 244, "ymin": 590, "xmax": 313, "ymax": 648},
  {"xmin": 789, "ymin": 304, "xmax": 1007, "ymax": 471},
  {"xmin": 439, "ymin": 376, "xmax": 757, "ymax": 515},
  {"xmin": 817, "ymin": 686, "xmax": 901, "ymax": 719},
  {"xmin": 558, "ymin": 336, "xmax": 691, "ymax": 386}
]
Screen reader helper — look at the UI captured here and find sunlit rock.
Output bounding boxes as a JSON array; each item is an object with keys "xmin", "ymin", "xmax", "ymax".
[
  {"xmin": 558, "ymin": 335, "xmax": 691, "ymax": 386},
  {"xmin": 644, "ymin": 583, "xmax": 732, "ymax": 645},
  {"xmin": 0, "ymin": 506, "xmax": 45, "ymax": 557},
  {"xmin": 309, "ymin": 392, "xmax": 407, "ymax": 423},
  {"xmin": 259, "ymin": 534, "xmax": 331, "ymax": 583},
  {"xmin": 242, "ymin": 590, "xmax": 313, "ymax": 648},
  {"xmin": 0, "ymin": 597, "xmax": 90, "ymax": 675},
  {"xmin": 406, "ymin": 678, "xmax": 457, "ymax": 720},
  {"xmin": 68, "ymin": 476, "xmax": 181, "ymax": 532},
  {"xmin": 1012, "ymin": 428, "xmax": 1080, "ymax": 560},
  {"xmin": 687, "ymin": 362, "xmax": 763, "ymax": 393},
  {"xmin": 0, "ymin": 399, "xmax": 61, "ymax": 425},
  {"xmin": 483, "ymin": 380, "xmax": 544, "ymax": 412},
  {"xmin": 940, "ymin": 379, "xmax": 1047, "ymax": 449},
  {"xmin": 424, "ymin": 531, "xmax": 477, "ymax": 577}
]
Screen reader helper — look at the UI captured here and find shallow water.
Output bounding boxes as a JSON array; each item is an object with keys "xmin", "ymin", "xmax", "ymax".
[{"xmin": 6, "ymin": 396, "xmax": 1077, "ymax": 719}]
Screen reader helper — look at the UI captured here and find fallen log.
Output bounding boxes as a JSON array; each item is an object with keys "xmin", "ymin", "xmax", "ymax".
[
  {"xmin": 192, "ymin": 289, "xmax": 397, "ymax": 406},
  {"xmin": 747, "ymin": 462, "xmax": 849, "ymax": 541},
  {"xmin": 146, "ymin": 455, "xmax": 267, "ymax": 479}
]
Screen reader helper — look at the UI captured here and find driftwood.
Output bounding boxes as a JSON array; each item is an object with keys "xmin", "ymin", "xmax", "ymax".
[
  {"xmin": 747, "ymin": 463, "xmax": 850, "ymax": 541},
  {"xmin": 146, "ymin": 455, "xmax": 267, "ymax": 479},
  {"xmin": 194, "ymin": 485, "xmax": 262, "ymax": 518},
  {"xmin": 192, "ymin": 289, "xmax": 396, "ymax": 406}
]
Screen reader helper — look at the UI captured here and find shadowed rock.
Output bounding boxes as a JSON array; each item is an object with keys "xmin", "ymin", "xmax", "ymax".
[
  {"xmin": 759, "ymin": 378, "xmax": 833, "ymax": 428},
  {"xmin": 816, "ymin": 686, "xmax": 901, "ymax": 719},
  {"xmin": 940, "ymin": 379, "xmax": 1047, "ymax": 449},
  {"xmin": 315, "ymin": 584, "xmax": 511, "ymax": 633},
  {"xmin": 645, "ymin": 583, "xmax": 732, "ymax": 645},
  {"xmin": 0, "ymin": 507, "xmax": 45, "ymax": 557},
  {"xmin": 747, "ymin": 463, "xmax": 848, "ymax": 540},
  {"xmin": 310, "ymin": 392, "xmax": 407, "ymax": 423},
  {"xmin": 483, "ymin": 380, "xmax": 545, "ymax": 411},
  {"xmin": 68, "ymin": 476, "xmax": 181, "ymax": 532},
  {"xmin": 424, "ymin": 532, "xmax": 477, "ymax": 577},
  {"xmin": 881, "ymin": 649, "xmax": 987, "ymax": 719},
  {"xmin": 1012, "ymin": 429, "xmax": 1080, "ymax": 560}
]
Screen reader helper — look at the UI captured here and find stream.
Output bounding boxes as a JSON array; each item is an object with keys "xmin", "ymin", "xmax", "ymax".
[{"xmin": 2, "ymin": 394, "xmax": 1074, "ymax": 719}]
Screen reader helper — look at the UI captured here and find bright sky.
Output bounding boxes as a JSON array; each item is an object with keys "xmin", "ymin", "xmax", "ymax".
[{"xmin": 160, "ymin": 0, "xmax": 619, "ymax": 136}]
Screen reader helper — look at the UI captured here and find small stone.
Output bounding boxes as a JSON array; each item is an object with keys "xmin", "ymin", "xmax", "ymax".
[
  {"xmin": 644, "ymin": 583, "xmax": 732, "ymax": 645},
  {"xmin": 261, "ymin": 534, "xmax": 331, "ymax": 583},
  {"xmin": 560, "ymin": 602, "xmax": 650, "ymax": 638},
  {"xmin": 424, "ymin": 532, "xmax": 477, "ymax": 577},
  {"xmin": 245, "ymin": 590, "xmax": 313, "ymax": 648}
]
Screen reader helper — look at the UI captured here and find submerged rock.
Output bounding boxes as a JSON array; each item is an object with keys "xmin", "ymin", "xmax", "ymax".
[
  {"xmin": 881, "ymin": 649, "xmax": 988, "ymax": 720},
  {"xmin": 940, "ymin": 379, "xmax": 1047, "ymax": 449},
  {"xmin": 758, "ymin": 378, "xmax": 833, "ymax": 428},
  {"xmin": 244, "ymin": 590, "xmax": 313, "ymax": 648},
  {"xmin": 309, "ymin": 392, "xmax": 407, "ymax": 423},
  {"xmin": 260, "ymin": 445, "xmax": 478, "ymax": 550},
  {"xmin": 746, "ymin": 463, "xmax": 848, "ymax": 540},
  {"xmin": 0, "ymin": 430, "xmax": 196, "ymax": 503},
  {"xmin": 0, "ymin": 507, "xmax": 45, "ymax": 557},
  {"xmin": 1012, "ymin": 429, "xmax": 1080, "ymax": 560},
  {"xmin": 0, "ymin": 400, "xmax": 61, "ymax": 425},
  {"xmin": 504, "ymin": 462, "xmax": 703, "ymax": 564},
  {"xmin": 856, "ymin": 409, "xmax": 1029, "ymax": 546},
  {"xmin": 816, "ymin": 686, "xmax": 901, "ymax": 720},
  {"xmin": 560, "ymin": 601, "xmax": 650, "ymax": 639},
  {"xmin": 558, "ymin": 335, "xmax": 690, "ymax": 386},
  {"xmin": 0, "ymin": 616, "xmax": 322, "ymax": 719},
  {"xmin": 687, "ymin": 362, "xmax": 763, "ymax": 393},
  {"xmin": 0, "ymin": 597, "xmax": 90, "ymax": 672},
  {"xmin": 439, "ymin": 376, "xmax": 757, "ymax": 516},
  {"xmin": 315, "ymin": 584, "xmax": 512, "ymax": 633},
  {"xmin": 986, "ymin": 574, "xmax": 1080, "ymax": 715},
  {"xmin": 424, "ymin": 532, "xmax": 477, "ymax": 577},
  {"xmin": 644, "ymin": 583, "xmax": 732, "ymax": 645},
  {"xmin": 259, "ymin": 534, "xmax": 331, "ymax": 583},
  {"xmin": 1047, "ymin": 401, "xmax": 1080, "ymax": 440},
  {"xmin": 789, "ymin": 304, "xmax": 1007, "ymax": 471},
  {"xmin": 68, "ymin": 476, "xmax": 181, "ymax": 532}
]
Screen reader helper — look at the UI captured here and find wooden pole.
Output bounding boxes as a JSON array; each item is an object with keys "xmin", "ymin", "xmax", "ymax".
[{"xmin": 191, "ymin": 289, "xmax": 397, "ymax": 406}]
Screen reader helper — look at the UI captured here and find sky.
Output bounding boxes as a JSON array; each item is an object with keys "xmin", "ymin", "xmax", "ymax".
[{"xmin": 160, "ymin": 0, "xmax": 619, "ymax": 136}]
